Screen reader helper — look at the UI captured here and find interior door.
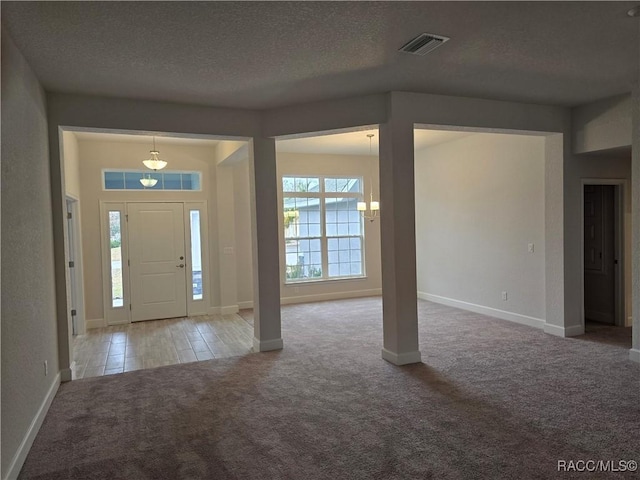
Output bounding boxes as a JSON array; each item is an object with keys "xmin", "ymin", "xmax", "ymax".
[
  {"xmin": 128, "ymin": 203, "xmax": 187, "ymax": 322},
  {"xmin": 584, "ymin": 185, "xmax": 615, "ymax": 324}
]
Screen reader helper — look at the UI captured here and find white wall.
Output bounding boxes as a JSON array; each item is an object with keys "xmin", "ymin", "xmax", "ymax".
[
  {"xmin": 572, "ymin": 94, "xmax": 632, "ymax": 154},
  {"xmin": 76, "ymin": 138, "xmax": 217, "ymax": 322},
  {"xmin": 1, "ymin": 31, "xmax": 60, "ymax": 479},
  {"xmin": 62, "ymin": 131, "xmax": 80, "ymax": 198},
  {"xmin": 415, "ymin": 133, "xmax": 547, "ymax": 324},
  {"xmin": 233, "ymin": 161, "xmax": 254, "ymax": 305}
]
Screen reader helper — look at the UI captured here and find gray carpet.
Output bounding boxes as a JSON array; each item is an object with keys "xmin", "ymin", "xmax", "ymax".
[{"xmin": 18, "ymin": 298, "xmax": 640, "ymax": 479}]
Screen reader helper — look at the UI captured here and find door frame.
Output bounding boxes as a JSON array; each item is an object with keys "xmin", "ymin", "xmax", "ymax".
[
  {"xmin": 66, "ymin": 195, "xmax": 86, "ymax": 335},
  {"xmin": 580, "ymin": 179, "xmax": 628, "ymax": 328},
  {"xmin": 100, "ymin": 200, "xmax": 211, "ymax": 325}
]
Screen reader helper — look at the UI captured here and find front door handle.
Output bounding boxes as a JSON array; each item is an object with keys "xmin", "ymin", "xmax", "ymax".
[{"xmin": 176, "ymin": 264, "xmax": 185, "ymax": 268}]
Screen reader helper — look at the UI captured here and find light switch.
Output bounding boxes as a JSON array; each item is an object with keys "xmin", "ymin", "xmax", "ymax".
[{"xmin": 528, "ymin": 243, "xmax": 534, "ymax": 253}]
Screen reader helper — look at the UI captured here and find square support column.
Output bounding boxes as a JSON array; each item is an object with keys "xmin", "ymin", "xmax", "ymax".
[
  {"xmin": 631, "ymin": 82, "xmax": 640, "ymax": 363},
  {"xmin": 248, "ymin": 137, "xmax": 283, "ymax": 352},
  {"xmin": 378, "ymin": 121, "xmax": 421, "ymax": 365}
]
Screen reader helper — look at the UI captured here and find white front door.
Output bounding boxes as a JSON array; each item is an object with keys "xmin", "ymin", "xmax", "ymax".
[{"xmin": 128, "ymin": 203, "xmax": 187, "ymax": 322}]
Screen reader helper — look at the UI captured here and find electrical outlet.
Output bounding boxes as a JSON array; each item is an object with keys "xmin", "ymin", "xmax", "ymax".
[
  {"xmin": 502, "ymin": 291, "xmax": 508, "ymax": 301},
  {"xmin": 528, "ymin": 243, "xmax": 535, "ymax": 253},
  {"xmin": 44, "ymin": 360, "xmax": 48, "ymax": 376}
]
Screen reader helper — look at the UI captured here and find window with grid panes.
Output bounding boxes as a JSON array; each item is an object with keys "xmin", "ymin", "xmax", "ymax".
[{"xmin": 282, "ymin": 176, "xmax": 364, "ymax": 283}]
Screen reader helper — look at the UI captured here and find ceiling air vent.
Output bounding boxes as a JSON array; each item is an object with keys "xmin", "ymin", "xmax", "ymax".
[{"xmin": 399, "ymin": 33, "xmax": 449, "ymax": 56}]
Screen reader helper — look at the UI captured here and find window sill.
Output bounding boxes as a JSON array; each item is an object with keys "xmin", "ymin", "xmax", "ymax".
[{"xmin": 284, "ymin": 276, "xmax": 368, "ymax": 286}]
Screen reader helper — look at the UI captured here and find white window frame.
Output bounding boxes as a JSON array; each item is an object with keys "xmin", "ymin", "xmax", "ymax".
[
  {"xmin": 101, "ymin": 168, "xmax": 203, "ymax": 191},
  {"xmin": 281, "ymin": 175, "xmax": 366, "ymax": 284}
]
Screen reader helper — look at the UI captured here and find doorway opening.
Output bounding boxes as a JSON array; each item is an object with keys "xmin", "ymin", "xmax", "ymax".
[{"xmin": 582, "ymin": 181, "xmax": 628, "ymax": 333}]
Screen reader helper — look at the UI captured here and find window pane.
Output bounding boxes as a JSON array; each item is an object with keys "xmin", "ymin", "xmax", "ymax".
[
  {"xmin": 308, "ymin": 224, "xmax": 321, "ymax": 236},
  {"xmin": 306, "ymin": 178, "xmax": 318, "ymax": 192},
  {"xmin": 164, "ymin": 173, "xmax": 182, "ymax": 190},
  {"xmin": 327, "ymin": 235, "xmax": 364, "ymax": 278},
  {"xmin": 324, "ymin": 178, "xmax": 337, "ymax": 192},
  {"xmin": 325, "ymin": 177, "xmax": 361, "ymax": 193},
  {"xmin": 181, "ymin": 174, "xmax": 192, "ymax": 190},
  {"xmin": 124, "ymin": 172, "xmax": 145, "ymax": 190},
  {"xmin": 190, "ymin": 210, "xmax": 203, "ymax": 300},
  {"xmin": 285, "ymin": 239, "xmax": 323, "ymax": 281},
  {"xmin": 109, "ymin": 211, "xmax": 124, "ymax": 308},
  {"xmin": 282, "ymin": 177, "xmax": 296, "ymax": 192},
  {"xmin": 104, "ymin": 171, "xmax": 125, "ymax": 190},
  {"xmin": 283, "ymin": 197, "xmax": 319, "ymax": 240},
  {"xmin": 104, "ymin": 171, "xmax": 201, "ymax": 191},
  {"xmin": 185, "ymin": 173, "xmax": 201, "ymax": 191},
  {"xmin": 294, "ymin": 177, "xmax": 307, "ymax": 192}
]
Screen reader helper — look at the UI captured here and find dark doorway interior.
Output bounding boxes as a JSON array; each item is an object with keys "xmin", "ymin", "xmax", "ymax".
[{"xmin": 583, "ymin": 184, "xmax": 616, "ymax": 325}]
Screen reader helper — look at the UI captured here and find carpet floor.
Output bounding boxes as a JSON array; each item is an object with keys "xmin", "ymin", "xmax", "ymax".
[{"xmin": 18, "ymin": 298, "xmax": 640, "ymax": 479}]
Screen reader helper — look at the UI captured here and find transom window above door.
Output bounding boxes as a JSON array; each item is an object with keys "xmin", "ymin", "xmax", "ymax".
[
  {"xmin": 103, "ymin": 170, "xmax": 201, "ymax": 191},
  {"xmin": 282, "ymin": 175, "xmax": 365, "ymax": 283}
]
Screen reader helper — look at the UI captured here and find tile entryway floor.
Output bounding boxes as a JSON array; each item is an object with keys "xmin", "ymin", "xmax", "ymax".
[{"xmin": 72, "ymin": 313, "xmax": 254, "ymax": 379}]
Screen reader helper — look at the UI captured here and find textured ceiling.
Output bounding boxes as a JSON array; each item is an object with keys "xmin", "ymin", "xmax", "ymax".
[{"xmin": 2, "ymin": 2, "xmax": 638, "ymax": 109}]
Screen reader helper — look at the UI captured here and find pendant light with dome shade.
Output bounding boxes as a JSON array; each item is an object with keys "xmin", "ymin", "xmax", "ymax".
[{"xmin": 140, "ymin": 136, "xmax": 168, "ymax": 188}]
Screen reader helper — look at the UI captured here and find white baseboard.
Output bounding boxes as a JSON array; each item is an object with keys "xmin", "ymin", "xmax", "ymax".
[
  {"xmin": 233, "ymin": 290, "xmax": 382, "ymax": 310},
  {"xmin": 85, "ymin": 318, "xmax": 105, "ymax": 329},
  {"xmin": 107, "ymin": 319, "xmax": 129, "ymax": 326},
  {"xmin": 543, "ymin": 323, "xmax": 585, "ymax": 337},
  {"xmin": 281, "ymin": 288, "xmax": 382, "ymax": 306},
  {"xmin": 585, "ymin": 309, "xmax": 614, "ymax": 324},
  {"xmin": 209, "ymin": 305, "xmax": 240, "ymax": 315},
  {"xmin": 419, "ymin": 292, "xmax": 545, "ymax": 330},
  {"xmin": 4, "ymin": 373, "xmax": 61, "ymax": 480},
  {"xmin": 629, "ymin": 349, "xmax": 640, "ymax": 363},
  {"xmin": 253, "ymin": 337, "xmax": 283, "ymax": 352},
  {"xmin": 381, "ymin": 348, "xmax": 422, "ymax": 366}
]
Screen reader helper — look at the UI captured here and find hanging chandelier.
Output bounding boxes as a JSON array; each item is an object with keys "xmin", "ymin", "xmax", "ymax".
[
  {"xmin": 357, "ymin": 134, "xmax": 380, "ymax": 222},
  {"xmin": 140, "ymin": 136, "xmax": 167, "ymax": 187}
]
